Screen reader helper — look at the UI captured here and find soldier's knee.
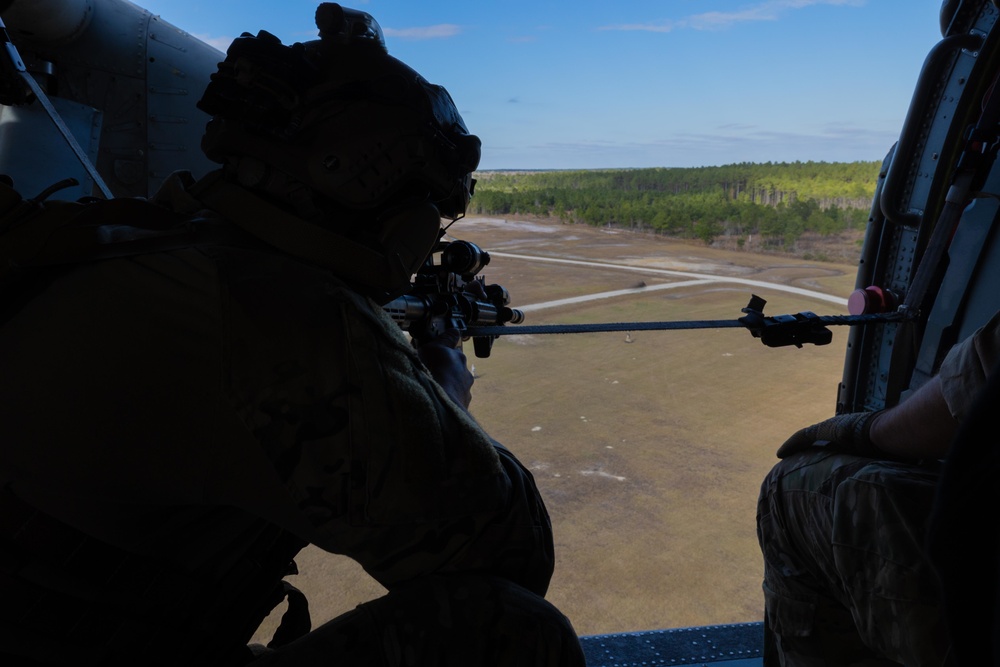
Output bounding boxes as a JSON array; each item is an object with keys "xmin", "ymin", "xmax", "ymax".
[
  {"xmin": 357, "ymin": 574, "xmax": 585, "ymax": 666},
  {"xmin": 254, "ymin": 574, "xmax": 586, "ymax": 666}
]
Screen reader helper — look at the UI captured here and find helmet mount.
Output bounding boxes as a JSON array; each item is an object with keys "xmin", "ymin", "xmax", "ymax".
[{"xmin": 196, "ymin": 3, "xmax": 480, "ymax": 221}]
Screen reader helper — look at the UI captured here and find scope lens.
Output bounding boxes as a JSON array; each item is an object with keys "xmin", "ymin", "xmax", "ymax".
[{"xmin": 441, "ymin": 240, "xmax": 490, "ymax": 275}]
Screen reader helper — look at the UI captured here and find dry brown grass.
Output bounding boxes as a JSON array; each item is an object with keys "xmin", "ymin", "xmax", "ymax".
[{"xmin": 252, "ymin": 217, "xmax": 860, "ymax": 642}]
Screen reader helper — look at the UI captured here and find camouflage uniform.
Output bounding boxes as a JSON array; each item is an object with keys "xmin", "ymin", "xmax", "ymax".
[
  {"xmin": 0, "ymin": 175, "xmax": 583, "ymax": 666},
  {"xmin": 756, "ymin": 311, "xmax": 1000, "ymax": 666}
]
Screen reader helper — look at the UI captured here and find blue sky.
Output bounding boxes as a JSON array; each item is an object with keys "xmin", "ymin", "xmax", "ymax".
[{"xmin": 138, "ymin": 0, "xmax": 943, "ymax": 170}]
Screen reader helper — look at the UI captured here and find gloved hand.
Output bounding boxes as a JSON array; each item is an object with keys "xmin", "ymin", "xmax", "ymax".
[
  {"xmin": 776, "ymin": 411, "xmax": 883, "ymax": 459},
  {"xmin": 415, "ymin": 327, "xmax": 474, "ymax": 409}
]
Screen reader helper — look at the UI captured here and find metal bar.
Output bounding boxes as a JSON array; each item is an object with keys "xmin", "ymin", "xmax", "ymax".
[
  {"xmin": 0, "ymin": 16, "xmax": 113, "ymax": 199},
  {"xmin": 467, "ymin": 319, "xmax": 747, "ymax": 337},
  {"xmin": 466, "ymin": 310, "xmax": 903, "ymax": 338}
]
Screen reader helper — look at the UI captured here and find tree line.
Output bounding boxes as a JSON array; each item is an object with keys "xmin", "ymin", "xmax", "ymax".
[{"xmin": 468, "ymin": 161, "xmax": 880, "ymax": 249}]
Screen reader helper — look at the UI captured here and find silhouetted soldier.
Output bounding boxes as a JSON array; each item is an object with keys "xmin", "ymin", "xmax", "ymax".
[{"xmin": 0, "ymin": 4, "xmax": 584, "ymax": 665}]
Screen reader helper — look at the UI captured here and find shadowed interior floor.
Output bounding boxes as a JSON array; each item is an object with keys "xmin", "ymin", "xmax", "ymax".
[{"xmin": 580, "ymin": 622, "xmax": 763, "ymax": 666}]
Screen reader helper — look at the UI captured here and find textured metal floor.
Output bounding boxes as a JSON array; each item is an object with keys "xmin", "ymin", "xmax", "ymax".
[{"xmin": 579, "ymin": 622, "xmax": 764, "ymax": 666}]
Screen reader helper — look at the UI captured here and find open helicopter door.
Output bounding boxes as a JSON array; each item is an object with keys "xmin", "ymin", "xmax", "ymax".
[{"xmin": 839, "ymin": 0, "xmax": 1000, "ymax": 413}]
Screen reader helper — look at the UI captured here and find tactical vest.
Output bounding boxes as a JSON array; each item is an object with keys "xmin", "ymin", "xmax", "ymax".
[
  {"xmin": 0, "ymin": 183, "xmax": 310, "ymax": 665},
  {"xmin": 0, "ymin": 486, "xmax": 308, "ymax": 666},
  {"xmin": 0, "ymin": 178, "xmax": 268, "ymax": 326}
]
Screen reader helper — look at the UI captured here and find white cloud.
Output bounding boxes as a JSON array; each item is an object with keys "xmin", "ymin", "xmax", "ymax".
[
  {"xmin": 383, "ymin": 24, "xmax": 462, "ymax": 40},
  {"xmin": 600, "ymin": 0, "xmax": 864, "ymax": 33},
  {"xmin": 192, "ymin": 33, "xmax": 232, "ymax": 53}
]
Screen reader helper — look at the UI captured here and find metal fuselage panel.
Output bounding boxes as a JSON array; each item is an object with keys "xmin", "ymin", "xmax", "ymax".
[{"xmin": 0, "ymin": 0, "xmax": 222, "ymax": 199}]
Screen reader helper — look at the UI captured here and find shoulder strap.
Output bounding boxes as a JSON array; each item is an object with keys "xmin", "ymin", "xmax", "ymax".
[
  {"xmin": 0, "ymin": 181, "xmax": 266, "ymax": 329},
  {"xmin": 2, "ymin": 185, "xmax": 264, "ymax": 277}
]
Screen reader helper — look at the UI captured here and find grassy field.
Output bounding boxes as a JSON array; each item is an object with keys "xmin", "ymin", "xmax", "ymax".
[{"xmin": 252, "ymin": 216, "xmax": 860, "ymax": 642}]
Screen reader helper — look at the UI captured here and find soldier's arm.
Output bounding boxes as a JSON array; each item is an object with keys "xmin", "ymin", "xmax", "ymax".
[{"xmin": 871, "ymin": 309, "xmax": 1000, "ymax": 459}]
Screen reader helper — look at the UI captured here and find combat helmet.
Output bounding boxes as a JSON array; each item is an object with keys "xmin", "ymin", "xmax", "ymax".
[{"xmin": 196, "ymin": 3, "xmax": 481, "ymax": 299}]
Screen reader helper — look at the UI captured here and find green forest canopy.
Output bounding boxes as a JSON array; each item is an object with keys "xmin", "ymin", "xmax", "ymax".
[{"xmin": 468, "ymin": 161, "xmax": 880, "ymax": 249}]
